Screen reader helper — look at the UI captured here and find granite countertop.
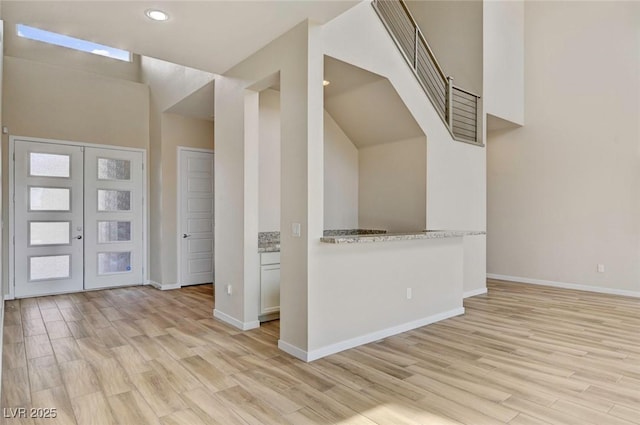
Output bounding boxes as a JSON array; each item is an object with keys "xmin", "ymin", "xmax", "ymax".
[
  {"xmin": 258, "ymin": 229, "xmax": 389, "ymax": 252},
  {"xmin": 320, "ymin": 230, "xmax": 486, "ymax": 244},
  {"xmin": 258, "ymin": 231, "xmax": 280, "ymax": 253}
]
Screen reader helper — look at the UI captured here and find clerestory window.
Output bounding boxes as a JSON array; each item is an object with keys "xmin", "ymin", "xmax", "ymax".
[{"xmin": 17, "ymin": 24, "xmax": 131, "ymax": 62}]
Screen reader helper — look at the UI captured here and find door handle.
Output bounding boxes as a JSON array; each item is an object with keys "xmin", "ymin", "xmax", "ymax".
[
  {"xmin": 73, "ymin": 235, "xmax": 82, "ymax": 240},
  {"xmin": 183, "ymin": 234, "xmax": 191, "ymax": 238}
]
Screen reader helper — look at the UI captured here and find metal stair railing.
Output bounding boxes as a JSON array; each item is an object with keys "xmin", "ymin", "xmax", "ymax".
[{"xmin": 372, "ymin": 0, "xmax": 481, "ymax": 145}]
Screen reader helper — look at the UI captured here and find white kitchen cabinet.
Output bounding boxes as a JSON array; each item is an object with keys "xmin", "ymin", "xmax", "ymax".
[{"xmin": 260, "ymin": 253, "xmax": 280, "ymax": 316}]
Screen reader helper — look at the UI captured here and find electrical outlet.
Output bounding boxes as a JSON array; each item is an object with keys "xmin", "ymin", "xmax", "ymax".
[
  {"xmin": 226, "ymin": 284, "xmax": 232, "ymax": 295},
  {"xmin": 597, "ymin": 264, "xmax": 605, "ymax": 273},
  {"xmin": 406, "ymin": 288, "xmax": 412, "ymax": 300}
]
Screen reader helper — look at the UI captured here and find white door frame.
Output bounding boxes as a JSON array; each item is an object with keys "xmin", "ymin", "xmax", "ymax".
[
  {"xmin": 8, "ymin": 135, "xmax": 148, "ymax": 300},
  {"xmin": 176, "ymin": 146, "xmax": 214, "ymax": 287}
]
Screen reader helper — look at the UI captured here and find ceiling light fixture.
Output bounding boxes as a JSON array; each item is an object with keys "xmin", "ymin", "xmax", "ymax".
[
  {"xmin": 323, "ymin": 80, "xmax": 331, "ymax": 87},
  {"xmin": 145, "ymin": 9, "xmax": 169, "ymax": 21}
]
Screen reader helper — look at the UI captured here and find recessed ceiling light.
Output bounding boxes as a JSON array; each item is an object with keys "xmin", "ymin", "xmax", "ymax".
[
  {"xmin": 145, "ymin": 9, "xmax": 169, "ymax": 21},
  {"xmin": 323, "ymin": 80, "xmax": 331, "ymax": 87}
]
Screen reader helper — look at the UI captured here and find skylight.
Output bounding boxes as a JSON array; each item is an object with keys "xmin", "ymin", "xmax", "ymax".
[{"xmin": 16, "ymin": 24, "xmax": 131, "ymax": 62}]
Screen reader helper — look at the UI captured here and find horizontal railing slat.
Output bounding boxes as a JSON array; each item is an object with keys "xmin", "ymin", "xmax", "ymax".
[
  {"xmin": 453, "ymin": 118, "xmax": 477, "ymax": 128},
  {"xmin": 452, "ymin": 104, "xmax": 476, "ymax": 115},
  {"xmin": 456, "ymin": 108, "xmax": 476, "ymax": 119}
]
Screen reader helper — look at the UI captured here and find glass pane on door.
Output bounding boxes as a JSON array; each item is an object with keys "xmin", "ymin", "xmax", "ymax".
[
  {"xmin": 98, "ymin": 158, "xmax": 131, "ymax": 180},
  {"xmin": 29, "ymin": 187, "xmax": 71, "ymax": 211},
  {"xmin": 97, "ymin": 190, "xmax": 131, "ymax": 211},
  {"xmin": 29, "ymin": 222, "xmax": 70, "ymax": 246},
  {"xmin": 98, "ymin": 221, "xmax": 131, "ymax": 243},
  {"xmin": 29, "ymin": 152, "xmax": 71, "ymax": 177},
  {"xmin": 29, "ymin": 255, "xmax": 71, "ymax": 281},
  {"xmin": 97, "ymin": 252, "xmax": 131, "ymax": 274}
]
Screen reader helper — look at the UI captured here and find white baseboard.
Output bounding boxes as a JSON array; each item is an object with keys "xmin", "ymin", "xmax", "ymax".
[
  {"xmin": 463, "ymin": 287, "xmax": 488, "ymax": 298},
  {"xmin": 213, "ymin": 309, "xmax": 260, "ymax": 331},
  {"xmin": 487, "ymin": 273, "xmax": 640, "ymax": 298},
  {"xmin": 147, "ymin": 281, "xmax": 181, "ymax": 291},
  {"xmin": 281, "ymin": 307, "xmax": 465, "ymax": 363},
  {"xmin": 278, "ymin": 340, "xmax": 308, "ymax": 362},
  {"xmin": 3, "ymin": 294, "xmax": 14, "ymax": 301}
]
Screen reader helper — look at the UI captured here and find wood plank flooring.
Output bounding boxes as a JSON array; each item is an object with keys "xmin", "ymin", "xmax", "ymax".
[{"xmin": 2, "ymin": 280, "xmax": 639, "ymax": 424}]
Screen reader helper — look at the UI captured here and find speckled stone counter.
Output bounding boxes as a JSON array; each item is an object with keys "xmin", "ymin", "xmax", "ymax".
[
  {"xmin": 258, "ymin": 231, "xmax": 280, "ymax": 253},
  {"xmin": 320, "ymin": 230, "xmax": 485, "ymax": 244},
  {"xmin": 259, "ymin": 229, "xmax": 389, "ymax": 252}
]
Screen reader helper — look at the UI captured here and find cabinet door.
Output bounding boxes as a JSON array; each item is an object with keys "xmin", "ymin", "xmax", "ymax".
[{"xmin": 260, "ymin": 265, "xmax": 280, "ymax": 314}]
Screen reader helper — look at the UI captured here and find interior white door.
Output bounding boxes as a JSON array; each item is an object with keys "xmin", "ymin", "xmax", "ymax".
[
  {"xmin": 14, "ymin": 141, "xmax": 84, "ymax": 297},
  {"xmin": 84, "ymin": 147, "xmax": 144, "ymax": 289},
  {"xmin": 179, "ymin": 149, "xmax": 214, "ymax": 286}
]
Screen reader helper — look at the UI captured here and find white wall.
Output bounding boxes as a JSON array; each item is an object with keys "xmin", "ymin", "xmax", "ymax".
[
  {"xmin": 487, "ymin": 1, "xmax": 640, "ymax": 296},
  {"xmin": 309, "ymin": 238, "xmax": 464, "ymax": 358},
  {"xmin": 324, "ymin": 78, "xmax": 424, "ymax": 148},
  {"xmin": 216, "ymin": 1, "xmax": 486, "ymax": 360},
  {"xmin": 214, "ymin": 21, "xmax": 320, "ymax": 351},
  {"xmin": 140, "ymin": 56, "xmax": 215, "ymax": 112},
  {"xmin": 359, "ymin": 137, "xmax": 426, "ymax": 232},
  {"xmin": 484, "ymin": 0, "xmax": 524, "ymax": 126},
  {"xmin": 139, "ymin": 56, "xmax": 214, "ymax": 285},
  {"xmin": 258, "ymin": 91, "xmax": 360, "ymax": 233},
  {"xmin": 258, "ymin": 89, "xmax": 281, "ymax": 232},
  {"xmin": 308, "ymin": 1, "xmax": 486, "ymax": 356},
  {"xmin": 405, "ymin": 0, "xmax": 483, "ymax": 96},
  {"xmin": 261, "ymin": 84, "xmax": 426, "ymax": 236},
  {"xmin": 4, "ymin": 57, "xmax": 149, "ymax": 148},
  {"xmin": 160, "ymin": 113, "xmax": 214, "ymax": 285},
  {"xmin": 400, "ymin": 1, "xmax": 487, "ymax": 293},
  {"xmin": 479, "ymin": 0, "xmax": 523, "ymax": 296},
  {"xmin": 2, "ymin": 56, "xmax": 150, "ymax": 297},
  {"xmin": 463, "ymin": 234, "xmax": 486, "ymax": 297},
  {"xmin": 324, "ymin": 111, "xmax": 358, "ymax": 230},
  {"xmin": 324, "ymin": 2, "xmax": 486, "ymax": 233}
]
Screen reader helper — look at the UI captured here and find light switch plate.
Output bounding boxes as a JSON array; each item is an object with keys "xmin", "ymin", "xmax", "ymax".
[{"xmin": 292, "ymin": 223, "xmax": 301, "ymax": 237}]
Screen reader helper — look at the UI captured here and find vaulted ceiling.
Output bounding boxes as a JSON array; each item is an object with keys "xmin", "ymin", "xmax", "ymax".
[{"xmin": 1, "ymin": 1, "xmax": 360, "ymax": 74}]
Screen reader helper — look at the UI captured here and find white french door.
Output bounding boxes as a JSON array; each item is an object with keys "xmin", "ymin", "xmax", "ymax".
[
  {"xmin": 179, "ymin": 149, "xmax": 214, "ymax": 286},
  {"xmin": 14, "ymin": 142, "xmax": 84, "ymax": 297},
  {"xmin": 84, "ymin": 147, "xmax": 144, "ymax": 289},
  {"xmin": 13, "ymin": 139, "xmax": 145, "ymax": 298}
]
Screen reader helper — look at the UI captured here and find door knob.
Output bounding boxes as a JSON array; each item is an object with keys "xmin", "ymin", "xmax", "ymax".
[
  {"xmin": 73, "ymin": 235, "xmax": 82, "ymax": 240},
  {"xmin": 182, "ymin": 234, "xmax": 191, "ymax": 238}
]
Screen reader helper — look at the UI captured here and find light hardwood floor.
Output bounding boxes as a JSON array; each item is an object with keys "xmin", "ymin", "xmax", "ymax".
[{"xmin": 2, "ymin": 280, "xmax": 639, "ymax": 424}]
